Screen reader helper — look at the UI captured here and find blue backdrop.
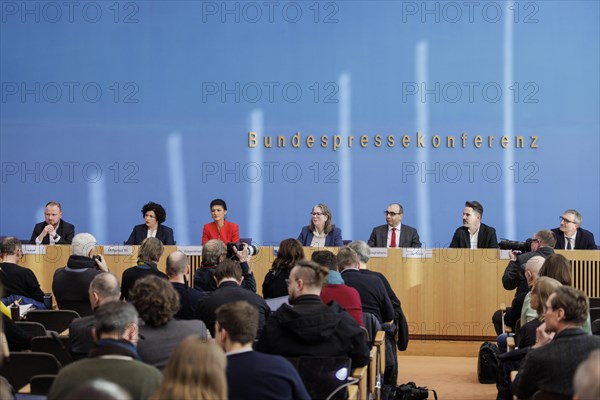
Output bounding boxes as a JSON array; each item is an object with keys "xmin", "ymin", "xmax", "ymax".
[{"xmin": 1, "ymin": 1, "xmax": 599, "ymax": 246}]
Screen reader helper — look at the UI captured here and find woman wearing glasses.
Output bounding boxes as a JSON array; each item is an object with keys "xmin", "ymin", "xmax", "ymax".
[{"xmin": 297, "ymin": 203, "xmax": 343, "ymax": 247}]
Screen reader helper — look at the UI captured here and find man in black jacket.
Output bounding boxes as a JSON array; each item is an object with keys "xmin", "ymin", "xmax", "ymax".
[
  {"xmin": 30, "ymin": 201, "xmax": 75, "ymax": 245},
  {"xmin": 0, "ymin": 237, "xmax": 45, "ymax": 307},
  {"xmin": 449, "ymin": 200, "xmax": 498, "ymax": 248},
  {"xmin": 552, "ymin": 209, "xmax": 597, "ymax": 250}
]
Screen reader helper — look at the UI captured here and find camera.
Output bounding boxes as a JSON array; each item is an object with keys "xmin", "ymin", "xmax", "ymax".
[
  {"xmin": 226, "ymin": 242, "xmax": 259, "ymax": 260},
  {"xmin": 498, "ymin": 238, "xmax": 532, "ymax": 253},
  {"xmin": 91, "ymin": 255, "xmax": 103, "ymax": 262},
  {"xmin": 395, "ymin": 382, "xmax": 431, "ymax": 400}
]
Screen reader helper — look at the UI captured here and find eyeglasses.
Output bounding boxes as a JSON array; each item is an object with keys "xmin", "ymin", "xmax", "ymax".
[
  {"xmin": 559, "ymin": 216, "xmax": 576, "ymax": 224},
  {"xmin": 311, "ymin": 212, "xmax": 324, "ymax": 216},
  {"xmin": 384, "ymin": 211, "xmax": 401, "ymax": 216},
  {"xmin": 529, "ymin": 238, "xmax": 540, "ymax": 243}
]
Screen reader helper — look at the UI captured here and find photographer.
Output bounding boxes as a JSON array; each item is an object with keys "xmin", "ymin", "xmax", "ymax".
[
  {"xmin": 193, "ymin": 239, "xmax": 256, "ymax": 293},
  {"xmin": 51, "ymin": 233, "xmax": 109, "ymax": 316},
  {"xmin": 493, "ymin": 230, "xmax": 556, "ymax": 335}
]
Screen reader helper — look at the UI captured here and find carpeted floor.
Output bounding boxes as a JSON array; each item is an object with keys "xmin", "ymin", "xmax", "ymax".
[{"xmin": 397, "ymin": 355, "xmax": 498, "ymax": 400}]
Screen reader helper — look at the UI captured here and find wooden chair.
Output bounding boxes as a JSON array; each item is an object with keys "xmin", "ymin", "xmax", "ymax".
[
  {"xmin": 25, "ymin": 309, "xmax": 80, "ymax": 333},
  {"xmin": 368, "ymin": 346, "xmax": 379, "ymax": 400}
]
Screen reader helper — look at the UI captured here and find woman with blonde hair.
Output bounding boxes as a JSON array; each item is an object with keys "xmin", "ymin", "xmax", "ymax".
[{"xmin": 152, "ymin": 336, "xmax": 227, "ymax": 400}]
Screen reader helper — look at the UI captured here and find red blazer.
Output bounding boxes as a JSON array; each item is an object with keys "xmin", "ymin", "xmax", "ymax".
[{"xmin": 202, "ymin": 220, "xmax": 240, "ymax": 245}]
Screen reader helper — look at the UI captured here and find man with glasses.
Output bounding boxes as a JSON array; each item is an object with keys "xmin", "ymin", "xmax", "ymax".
[
  {"xmin": 511, "ymin": 287, "xmax": 600, "ymax": 399},
  {"xmin": 552, "ymin": 210, "xmax": 597, "ymax": 250},
  {"xmin": 493, "ymin": 230, "xmax": 556, "ymax": 335},
  {"xmin": 367, "ymin": 203, "xmax": 421, "ymax": 248}
]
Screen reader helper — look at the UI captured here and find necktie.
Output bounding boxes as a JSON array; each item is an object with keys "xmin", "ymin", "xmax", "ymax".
[
  {"xmin": 566, "ymin": 237, "xmax": 572, "ymax": 250},
  {"xmin": 390, "ymin": 228, "xmax": 397, "ymax": 248}
]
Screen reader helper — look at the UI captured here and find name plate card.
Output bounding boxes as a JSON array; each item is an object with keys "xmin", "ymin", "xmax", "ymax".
[
  {"xmin": 499, "ymin": 250, "xmax": 512, "ymax": 260},
  {"xmin": 370, "ymin": 248, "xmax": 389, "ymax": 258},
  {"xmin": 21, "ymin": 245, "xmax": 46, "ymax": 255},
  {"xmin": 177, "ymin": 246, "xmax": 203, "ymax": 256},
  {"xmin": 402, "ymin": 248, "xmax": 433, "ymax": 259},
  {"xmin": 103, "ymin": 245, "xmax": 133, "ymax": 255}
]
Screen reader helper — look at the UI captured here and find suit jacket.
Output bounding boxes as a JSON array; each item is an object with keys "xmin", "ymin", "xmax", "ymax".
[
  {"xmin": 551, "ymin": 227, "xmax": 597, "ymax": 250},
  {"xmin": 202, "ymin": 220, "xmax": 240, "ymax": 245},
  {"xmin": 30, "ymin": 219, "xmax": 75, "ymax": 244},
  {"xmin": 449, "ymin": 223, "xmax": 498, "ymax": 249},
  {"xmin": 340, "ymin": 269, "xmax": 394, "ymax": 323},
  {"xmin": 367, "ymin": 224, "xmax": 421, "ymax": 248},
  {"xmin": 297, "ymin": 226, "xmax": 343, "ymax": 247},
  {"xmin": 69, "ymin": 315, "xmax": 95, "ymax": 360},
  {"xmin": 125, "ymin": 224, "xmax": 175, "ymax": 245}
]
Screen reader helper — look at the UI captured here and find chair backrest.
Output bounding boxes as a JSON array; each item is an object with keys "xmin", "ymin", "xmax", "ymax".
[
  {"xmin": 2, "ymin": 352, "xmax": 61, "ymax": 390},
  {"xmin": 29, "ymin": 374, "xmax": 57, "ymax": 395},
  {"xmin": 57, "ymin": 301, "xmax": 93, "ymax": 317},
  {"xmin": 589, "ymin": 297, "xmax": 600, "ymax": 309},
  {"xmin": 589, "ymin": 307, "xmax": 600, "ymax": 323},
  {"xmin": 14, "ymin": 321, "xmax": 48, "ymax": 337},
  {"xmin": 362, "ymin": 312, "xmax": 382, "ymax": 345},
  {"xmin": 31, "ymin": 335, "xmax": 73, "ymax": 366},
  {"xmin": 289, "ymin": 356, "xmax": 351, "ymax": 400},
  {"xmin": 25, "ymin": 310, "xmax": 80, "ymax": 333}
]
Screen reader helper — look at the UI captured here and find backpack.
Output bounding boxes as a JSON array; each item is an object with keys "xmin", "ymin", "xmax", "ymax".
[{"xmin": 477, "ymin": 341, "xmax": 500, "ymax": 383}]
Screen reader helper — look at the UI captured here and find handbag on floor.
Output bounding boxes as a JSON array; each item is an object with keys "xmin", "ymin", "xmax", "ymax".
[{"xmin": 477, "ymin": 341, "xmax": 500, "ymax": 383}]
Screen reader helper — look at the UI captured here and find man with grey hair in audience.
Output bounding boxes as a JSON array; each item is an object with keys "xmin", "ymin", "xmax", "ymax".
[
  {"xmin": 69, "ymin": 272, "xmax": 121, "ymax": 360},
  {"xmin": 167, "ymin": 250, "xmax": 207, "ymax": 319},
  {"xmin": 48, "ymin": 301, "xmax": 162, "ymax": 400},
  {"xmin": 552, "ymin": 209, "xmax": 597, "ymax": 250},
  {"xmin": 52, "ymin": 233, "xmax": 109, "ymax": 316},
  {"xmin": 0, "ymin": 236, "xmax": 46, "ymax": 308}
]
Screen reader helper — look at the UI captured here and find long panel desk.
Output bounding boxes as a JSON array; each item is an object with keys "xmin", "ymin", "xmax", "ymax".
[{"xmin": 20, "ymin": 247, "xmax": 599, "ymax": 340}]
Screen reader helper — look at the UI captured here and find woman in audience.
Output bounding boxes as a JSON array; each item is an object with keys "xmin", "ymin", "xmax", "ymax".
[
  {"xmin": 539, "ymin": 254, "xmax": 572, "ymax": 286},
  {"xmin": 152, "ymin": 336, "xmax": 227, "ymax": 400},
  {"xmin": 125, "ymin": 202, "xmax": 175, "ymax": 245},
  {"xmin": 297, "ymin": 203, "xmax": 343, "ymax": 247},
  {"xmin": 202, "ymin": 199, "xmax": 240, "ymax": 245},
  {"xmin": 129, "ymin": 276, "xmax": 209, "ymax": 371},
  {"xmin": 262, "ymin": 239, "xmax": 304, "ymax": 299}
]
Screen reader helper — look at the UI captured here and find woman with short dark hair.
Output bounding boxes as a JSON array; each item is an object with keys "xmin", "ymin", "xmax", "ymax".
[
  {"xmin": 201, "ymin": 199, "xmax": 240, "ymax": 245},
  {"xmin": 125, "ymin": 202, "xmax": 175, "ymax": 245}
]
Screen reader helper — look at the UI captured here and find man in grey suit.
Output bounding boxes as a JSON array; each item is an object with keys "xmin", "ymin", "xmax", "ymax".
[{"xmin": 367, "ymin": 203, "xmax": 421, "ymax": 248}]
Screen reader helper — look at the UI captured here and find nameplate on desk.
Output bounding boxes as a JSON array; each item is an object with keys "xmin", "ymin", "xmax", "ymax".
[
  {"xmin": 21, "ymin": 245, "xmax": 46, "ymax": 255},
  {"xmin": 177, "ymin": 246, "xmax": 203, "ymax": 256},
  {"xmin": 370, "ymin": 248, "xmax": 388, "ymax": 258},
  {"xmin": 273, "ymin": 246, "xmax": 279, "ymax": 257},
  {"xmin": 403, "ymin": 248, "xmax": 432, "ymax": 258},
  {"xmin": 104, "ymin": 245, "xmax": 133, "ymax": 255},
  {"xmin": 499, "ymin": 250, "xmax": 512, "ymax": 260}
]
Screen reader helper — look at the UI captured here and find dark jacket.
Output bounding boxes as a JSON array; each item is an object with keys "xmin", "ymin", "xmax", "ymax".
[
  {"xmin": 297, "ymin": 226, "xmax": 343, "ymax": 247},
  {"xmin": 0, "ymin": 262, "xmax": 45, "ymax": 302},
  {"xmin": 449, "ymin": 223, "xmax": 498, "ymax": 248},
  {"xmin": 502, "ymin": 247, "xmax": 555, "ymax": 297},
  {"xmin": 121, "ymin": 261, "xmax": 168, "ymax": 300},
  {"xmin": 262, "ymin": 268, "xmax": 291, "ymax": 299},
  {"xmin": 171, "ymin": 282, "xmax": 207, "ymax": 320},
  {"xmin": 193, "ymin": 262, "xmax": 256, "ymax": 293},
  {"xmin": 367, "ymin": 224, "xmax": 421, "ymax": 248},
  {"xmin": 52, "ymin": 255, "xmax": 102, "ymax": 316},
  {"xmin": 551, "ymin": 227, "xmax": 597, "ymax": 250},
  {"xmin": 30, "ymin": 219, "xmax": 75, "ymax": 244},
  {"xmin": 255, "ymin": 295, "xmax": 370, "ymax": 368},
  {"xmin": 125, "ymin": 224, "xmax": 175, "ymax": 245},
  {"xmin": 341, "ymin": 269, "xmax": 394, "ymax": 323}
]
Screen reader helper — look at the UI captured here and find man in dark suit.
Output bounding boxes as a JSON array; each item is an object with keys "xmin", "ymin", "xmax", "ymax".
[
  {"xmin": 552, "ymin": 209, "xmax": 597, "ymax": 250},
  {"xmin": 338, "ymin": 247, "xmax": 394, "ymax": 324},
  {"xmin": 367, "ymin": 203, "xmax": 421, "ymax": 248},
  {"xmin": 0, "ymin": 236, "xmax": 46, "ymax": 307},
  {"xmin": 196, "ymin": 259, "xmax": 270, "ymax": 338},
  {"xmin": 449, "ymin": 200, "xmax": 498, "ymax": 248},
  {"xmin": 166, "ymin": 251, "xmax": 207, "ymax": 320},
  {"xmin": 511, "ymin": 287, "xmax": 600, "ymax": 398},
  {"xmin": 30, "ymin": 201, "xmax": 75, "ymax": 245}
]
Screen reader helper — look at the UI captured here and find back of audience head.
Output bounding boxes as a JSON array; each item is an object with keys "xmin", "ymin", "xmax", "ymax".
[
  {"xmin": 336, "ymin": 246, "xmax": 360, "ymax": 271},
  {"xmin": 534, "ymin": 229, "xmax": 557, "ymax": 248},
  {"xmin": 67, "ymin": 379, "xmax": 132, "ymax": 400},
  {"xmin": 94, "ymin": 301, "xmax": 139, "ymax": 343},
  {"xmin": 272, "ymin": 238, "xmax": 304, "ymax": 270},
  {"xmin": 311, "ymin": 250, "xmax": 337, "ymax": 271},
  {"xmin": 547, "ymin": 286, "xmax": 588, "ymax": 326},
  {"xmin": 531, "ymin": 277, "xmax": 562, "ymax": 317},
  {"xmin": 166, "ymin": 251, "xmax": 188, "ymax": 278},
  {"xmin": 0, "ymin": 236, "xmax": 22, "ymax": 259},
  {"xmin": 129, "ymin": 275, "xmax": 180, "ymax": 328},
  {"xmin": 290, "ymin": 260, "xmax": 329, "ymax": 295},
  {"xmin": 348, "ymin": 240, "xmax": 371, "ymax": 265},
  {"xmin": 201, "ymin": 239, "xmax": 227, "ymax": 267},
  {"xmin": 72, "ymin": 233, "xmax": 97, "ymax": 257},
  {"xmin": 138, "ymin": 237, "xmax": 164, "ymax": 263},
  {"xmin": 573, "ymin": 349, "xmax": 600, "ymax": 400},
  {"xmin": 525, "ymin": 255, "xmax": 545, "ymax": 284},
  {"xmin": 539, "ymin": 254, "xmax": 572, "ymax": 286},
  {"xmin": 215, "ymin": 301, "xmax": 258, "ymax": 346},
  {"xmin": 153, "ymin": 336, "xmax": 227, "ymax": 400},
  {"xmin": 214, "ymin": 259, "xmax": 242, "ymax": 283},
  {"xmin": 89, "ymin": 273, "xmax": 121, "ymax": 309}
]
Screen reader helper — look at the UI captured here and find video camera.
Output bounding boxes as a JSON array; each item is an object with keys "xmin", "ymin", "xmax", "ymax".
[{"xmin": 226, "ymin": 242, "xmax": 259, "ymax": 260}]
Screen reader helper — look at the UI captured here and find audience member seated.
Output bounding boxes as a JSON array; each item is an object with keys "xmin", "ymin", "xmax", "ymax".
[
  {"xmin": 69, "ymin": 272, "xmax": 121, "ymax": 360},
  {"xmin": 256, "ymin": 260, "xmax": 369, "ymax": 368},
  {"xmin": 125, "ymin": 201, "xmax": 175, "ymax": 245},
  {"xmin": 367, "ymin": 203, "xmax": 421, "ymax": 248},
  {"xmin": 48, "ymin": 301, "xmax": 162, "ymax": 400},
  {"xmin": 30, "ymin": 201, "xmax": 75, "ymax": 245},
  {"xmin": 201, "ymin": 198, "xmax": 240, "ymax": 245},
  {"xmin": 121, "ymin": 237, "xmax": 167, "ymax": 300},
  {"xmin": 151, "ymin": 336, "xmax": 227, "ymax": 400},
  {"xmin": 2, "ymin": 313, "xmax": 33, "ymax": 351},
  {"xmin": 449, "ymin": 200, "xmax": 498, "ymax": 248},
  {"xmin": 65, "ymin": 379, "xmax": 132, "ymax": 400},
  {"xmin": 0, "ymin": 236, "xmax": 46, "ymax": 309},
  {"xmin": 337, "ymin": 247, "xmax": 394, "ymax": 324},
  {"xmin": 129, "ymin": 276, "xmax": 209, "ymax": 370},
  {"xmin": 297, "ymin": 203, "xmax": 343, "ymax": 247},
  {"xmin": 52, "ymin": 233, "xmax": 109, "ymax": 316},
  {"xmin": 193, "ymin": 239, "xmax": 256, "ymax": 293},
  {"xmin": 263, "ymin": 238, "xmax": 305, "ymax": 299},
  {"xmin": 494, "ymin": 230, "xmax": 556, "ymax": 335},
  {"xmin": 197, "ymin": 260, "xmax": 270, "ymax": 338},
  {"xmin": 573, "ymin": 349, "xmax": 600, "ymax": 400},
  {"xmin": 552, "ymin": 209, "xmax": 597, "ymax": 250},
  {"xmin": 312, "ymin": 250, "xmax": 363, "ymax": 327},
  {"xmin": 511, "ymin": 287, "xmax": 600, "ymax": 399},
  {"xmin": 166, "ymin": 250, "xmax": 207, "ymax": 320},
  {"xmin": 215, "ymin": 301, "xmax": 310, "ymax": 400}
]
